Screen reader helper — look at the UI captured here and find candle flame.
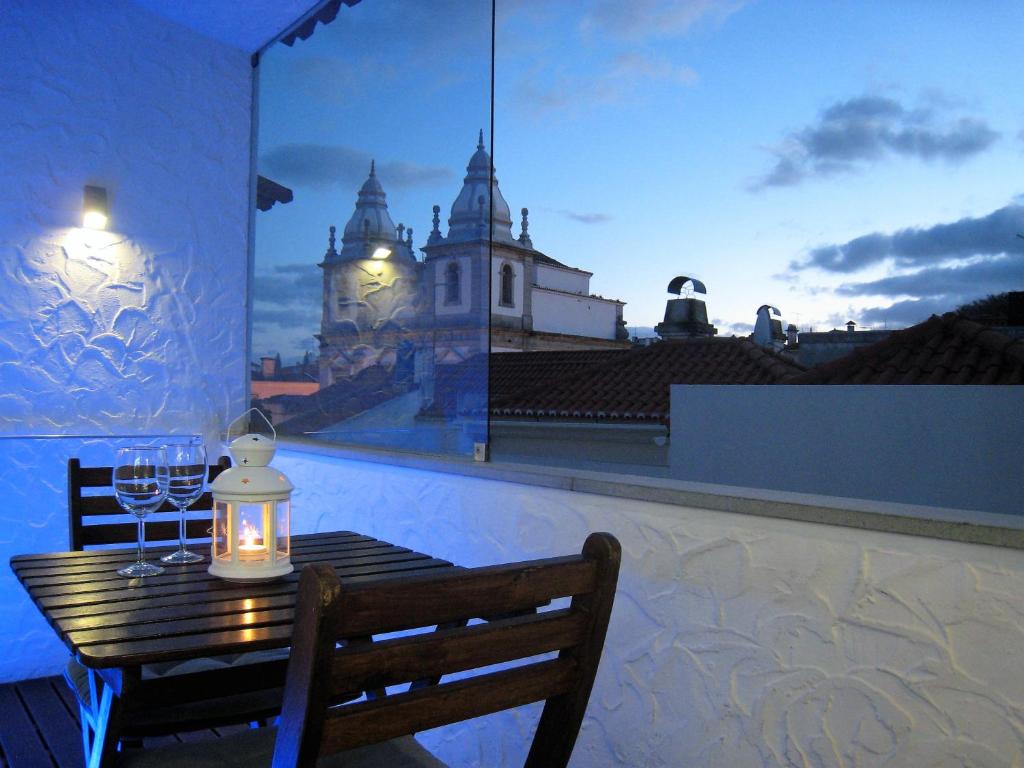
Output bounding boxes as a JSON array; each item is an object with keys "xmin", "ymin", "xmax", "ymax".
[{"xmin": 242, "ymin": 522, "xmax": 259, "ymax": 548}]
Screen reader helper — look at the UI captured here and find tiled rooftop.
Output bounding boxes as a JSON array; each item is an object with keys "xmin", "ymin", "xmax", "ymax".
[
  {"xmin": 489, "ymin": 337, "xmax": 805, "ymax": 424},
  {"xmin": 787, "ymin": 313, "xmax": 1024, "ymax": 384}
]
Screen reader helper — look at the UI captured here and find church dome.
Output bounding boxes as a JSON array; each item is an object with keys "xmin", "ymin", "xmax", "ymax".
[
  {"xmin": 446, "ymin": 130, "xmax": 515, "ymax": 244},
  {"xmin": 341, "ymin": 161, "xmax": 398, "ymax": 246}
]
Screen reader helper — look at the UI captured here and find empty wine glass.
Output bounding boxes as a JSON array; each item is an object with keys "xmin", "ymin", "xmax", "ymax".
[
  {"xmin": 160, "ymin": 440, "xmax": 207, "ymax": 564},
  {"xmin": 114, "ymin": 446, "xmax": 169, "ymax": 578}
]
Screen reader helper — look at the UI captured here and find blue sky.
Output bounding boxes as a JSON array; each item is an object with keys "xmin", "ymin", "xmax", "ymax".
[{"xmin": 254, "ymin": 0, "xmax": 1024, "ymax": 362}]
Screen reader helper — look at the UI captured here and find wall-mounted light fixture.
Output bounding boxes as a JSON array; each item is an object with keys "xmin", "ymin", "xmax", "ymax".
[
  {"xmin": 370, "ymin": 246, "xmax": 391, "ymax": 260},
  {"xmin": 82, "ymin": 185, "xmax": 108, "ymax": 230}
]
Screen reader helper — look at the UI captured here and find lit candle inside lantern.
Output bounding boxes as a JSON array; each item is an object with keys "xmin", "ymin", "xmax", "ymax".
[{"xmin": 238, "ymin": 521, "xmax": 266, "ymax": 560}]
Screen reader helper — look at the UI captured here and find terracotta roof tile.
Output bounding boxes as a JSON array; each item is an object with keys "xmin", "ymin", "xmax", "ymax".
[
  {"xmin": 788, "ymin": 313, "xmax": 1024, "ymax": 385},
  {"xmin": 484, "ymin": 337, "xmax": 805, "ymax": 424}
]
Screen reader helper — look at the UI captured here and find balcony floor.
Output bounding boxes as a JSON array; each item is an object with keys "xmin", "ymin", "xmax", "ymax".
[{"xmin": 0, "ymin": 677, "xmax": 248, "ymax": 768}]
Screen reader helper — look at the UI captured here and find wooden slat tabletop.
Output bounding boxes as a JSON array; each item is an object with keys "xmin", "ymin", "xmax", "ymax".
[{"xmin": 10, "ymin": 531, "xmax": 454, "ymax": 669}]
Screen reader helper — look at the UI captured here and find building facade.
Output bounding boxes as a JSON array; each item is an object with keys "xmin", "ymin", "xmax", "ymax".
[{"xmin": 317, "ymin": 133, "xmax": 628, "ymax": 387}]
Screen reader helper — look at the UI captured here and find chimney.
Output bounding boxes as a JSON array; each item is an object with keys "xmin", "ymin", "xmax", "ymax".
[
  {"xmin": 753, "ymin": 305, "xmax": 785, "ymax": 350},
  {"xmin": 786, "ymin": 323, "xmax": 798, "ymax": 346},
  {"xmin": 654, "ymin": 276, "xmax": 717, "ymax": 340},
  {"xmin": 846, "ymin": 320, "xmax": 856, "ymax": 333}
]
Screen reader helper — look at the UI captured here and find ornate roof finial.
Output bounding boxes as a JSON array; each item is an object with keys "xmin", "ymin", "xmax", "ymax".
[
  {"xmin": 325, "ymin": 224, "xmax": 338, "ymax": 258},
  {"xmin": 477, "ymin": 128, "xmax": 484, "ymax": 150},
  {"xmin": 428, "ymin": 204, "xmax": 443, "ymax": 245},
  {"xmin": 518, "ymin": 207, "xmax": 533, "ymax": 248},
  {"xmin": 369, "ymin": 159, "xmax": 376, "ymax": 177},
  {"xmin": 397, "ymin": 222, "xmax": 405, "ymax": 241},
  {"xmin": 406, "ymin": 227, "xmax": 413, "ymax": 247}
]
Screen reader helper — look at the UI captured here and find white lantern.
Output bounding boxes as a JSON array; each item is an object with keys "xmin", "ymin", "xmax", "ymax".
[{"xmin": 208, "ymin": 429, "xmax": 293, "ymax": 582}]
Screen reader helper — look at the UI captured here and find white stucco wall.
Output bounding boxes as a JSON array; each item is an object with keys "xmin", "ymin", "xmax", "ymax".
[
  {"xmin": 670, "ymin": 385, "xmax": 1024, "ymax": 518},
  {"xmin": 274, "ymin": 448, "xmax": 1024, "ymax": 767},
  {"xmin": 0, "ymin": 0, "xmax": 252, "ymax": 681},
  {"xmin": 535, "ymin": 263, "xmax": 590, "ymax": 295},
  {"xmin": 532, "ymin": 289, "xmax": 619, "ymax": 340}
]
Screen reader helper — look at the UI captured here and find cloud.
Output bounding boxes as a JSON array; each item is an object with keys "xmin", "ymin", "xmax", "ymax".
[
  {"xmin": 836, "ymin": 256, "xmax": 1024, "ymax": 298},
  {"xmin": 550, "ymin": 208, "xmax": 612, "ymax": 224},
  {"xmin": 752, "ymin": 95, "xmax": 999, "ymax": 189},
  {"xmin": 514, "ymin": 52, "xmax": 698, "ymax": 113},
  {"xmin": 795, "ymin": 203, "xmax": 1024, "ymax": 273},
  {"xmin": 581, "ymin": 0, "xmax": 747, "ymax": 41},
  {"xmin": 253, "ymin": 264, "xmax": 321, "ymax": 304},
  {"xmin": 854, "ymin": 297, "xmax": 968, "ymax": 327},
  {"xmin": 261, "ymin": 144, "xmax": 454, "ymax": 191}
]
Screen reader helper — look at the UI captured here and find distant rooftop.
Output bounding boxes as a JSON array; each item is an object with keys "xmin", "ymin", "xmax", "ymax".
[{"xmin": 788, "ymin": 313, "xmax": 1024, "ymax": 384}]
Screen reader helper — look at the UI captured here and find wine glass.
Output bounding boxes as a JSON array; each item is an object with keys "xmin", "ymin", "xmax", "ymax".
[
  {"xmin": 114, "ymin": 446, "xmax": 169, "ymax": 578},
  {"xmin": 160, "ymin": 440, "xmax": 207, "ymax": 564}
]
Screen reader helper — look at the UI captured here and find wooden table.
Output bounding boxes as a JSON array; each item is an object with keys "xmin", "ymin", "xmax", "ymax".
[{"xmin": 10, "ymin": 530, "xmax": 454, "ymax": 767}]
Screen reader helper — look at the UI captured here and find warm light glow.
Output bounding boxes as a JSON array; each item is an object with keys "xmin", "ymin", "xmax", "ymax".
[
  {"xmin": 82, "ymin": 210, "xmax": 108, "ymax": 230},
  {"xmin": 371, "ymin": 247, "xmax": 391, "ymax": 260},
  {"xmin": 239, "ymin": 522, "xmax": 264, "ymax": 553},
  {"xmin": 82, "ymin": 184, "xmax": 109, "ymax": 230}
]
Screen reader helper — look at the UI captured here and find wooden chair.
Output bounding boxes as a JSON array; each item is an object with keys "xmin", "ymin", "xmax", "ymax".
[
  {"xmin": 115, "ymin": 532, "xmax": 621, "ymax": 768},
  {"xmin": 65, "ymin": 455, "xmax": 290, "ymax": 764},
  {"xmin": 67, "ymin": 455, "xmax": 231, "ymax": 551}
]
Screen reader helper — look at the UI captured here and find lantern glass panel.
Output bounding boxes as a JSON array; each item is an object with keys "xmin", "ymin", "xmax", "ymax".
[
  {"xmin": 213, "ymin": 501, "xmax": 230, "ymax": 561},
  {"xmin": 276, "ymin": 500, "xmax": 289, "ymax": 559},
  {"xmin": 238, "ymin": 502, "xmax": 269, "ymax": 561}
]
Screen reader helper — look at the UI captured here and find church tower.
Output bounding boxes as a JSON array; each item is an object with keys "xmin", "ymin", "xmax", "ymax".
[{"xmin": 318, "ymin": 162, "xmax": 420, "ymax": 386}]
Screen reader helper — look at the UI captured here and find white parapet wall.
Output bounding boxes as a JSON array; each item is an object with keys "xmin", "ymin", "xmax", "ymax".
[
  {"xmin": 669, "ymin": 385, "xmax": 1024, "ymax": 518},
  {"xmin": 275, "ymin": 446, "xmax": 1024, "ymax": 767}
]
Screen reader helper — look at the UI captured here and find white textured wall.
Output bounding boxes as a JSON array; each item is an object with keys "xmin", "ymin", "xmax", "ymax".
[
  {"xmin": 0, "ymin": 0, "xmax": 252, "ymax": 681},
  {"xmin": 277, "ymin": 448, "xmax": 1024, "ymax": 768}
]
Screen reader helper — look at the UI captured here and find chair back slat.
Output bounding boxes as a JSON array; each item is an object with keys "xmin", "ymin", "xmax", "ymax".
[
  {"xmin": 271, "ymin": 532, "xmax": 620, "ymax": 768},
  {"xmin": 334, "ymin": 556, "xmax": 597, "ymax": 638},
  {"xmin": 78, "ymin": 492, "xmax": 218, "ymax": 517},
  {"xmin": 67, "ymin": 456, "xmax": 230, "ymax": 550},
  {"xmin": 320, "ymin": 658, "xmax": 577, "ymax": 755},
  {"xmin": 330, "ymin": 609, "xmax": 587, "ymax": 695},
  {"xmin": 79, "ymin": 518, "xmax": 214, "ymax": 547}
]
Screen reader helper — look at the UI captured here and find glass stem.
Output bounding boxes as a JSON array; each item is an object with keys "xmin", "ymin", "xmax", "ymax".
[
  {"xmin": 137, "ymin": 517, "xmax": 146, "ymax": 564},
  {"xmin": 178, "ymin": 507, "xmax": 187, "ymax": 552}
]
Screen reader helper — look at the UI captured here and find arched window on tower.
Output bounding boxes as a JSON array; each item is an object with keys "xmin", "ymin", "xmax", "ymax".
[
  {"xmin": 500, "ymin": 263, "xmax": 515, "ymax": 307},
  {"xmin": 445, "ymin": 260, "xmax": 461, "ymax": 305}
]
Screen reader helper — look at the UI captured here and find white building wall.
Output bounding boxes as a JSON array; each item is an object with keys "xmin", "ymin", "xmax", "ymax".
[
  {"xmin": 0, "ymin": 0, "xmax": 252, "ymax": 681},
  {"xmin": 669, "ymin": 385, "xmax": 1024, "ymax": 517},
  {"xmin": 275, "ymin": 448, "xmax": 1024, "ymax": 768},
  {"xmin": 535, "ymin": 263, "xmax": 590, "ymax": 294},
  {"xmin": 532, "ymin": 289, "xmax": 618, "ymax": 339}
]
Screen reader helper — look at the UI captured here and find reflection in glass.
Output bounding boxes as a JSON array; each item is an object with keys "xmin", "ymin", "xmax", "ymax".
[{"xmin": 252, "ymin": 0, "xmax": 493, "ymax": 457}]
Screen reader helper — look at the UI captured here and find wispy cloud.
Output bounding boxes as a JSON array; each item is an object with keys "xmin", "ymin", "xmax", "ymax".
[
  {"xmin": 261, "ymin": 144, "xmax": 454, "ymax": 191},
  {"xmin": 581, "ymin": 0, "xmax": 747, "ymax": 41},
  {"xmin": 752, "ymin": 95, "xmax": 999, "ymax": 190},
  {"xmin": 793, "ymin": 203, "xmax": 1024, "ymax": 273},
  {"xmin": 515, "ymin": 52, "xmax": 697, "ymax": 113},
  {"xmin": 549, "ymin": 208, "xmax": 612, "ymax": 224}
]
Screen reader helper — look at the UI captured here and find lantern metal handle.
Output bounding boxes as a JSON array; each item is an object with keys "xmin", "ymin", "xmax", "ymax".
[{"xmin": 223, "ymin": 408, "xmax": 276, "ymax": 445}]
